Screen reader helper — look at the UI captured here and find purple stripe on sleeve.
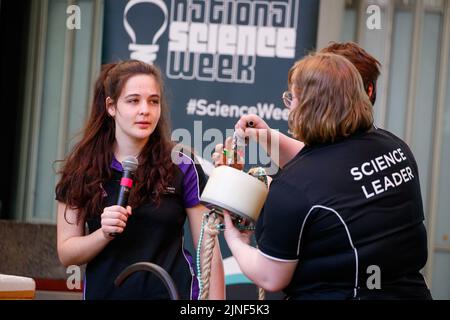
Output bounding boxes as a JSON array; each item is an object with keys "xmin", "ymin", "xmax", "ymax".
[{"xmin": 183, "ymin": 248, "xmax": 199, "ymax": 300}]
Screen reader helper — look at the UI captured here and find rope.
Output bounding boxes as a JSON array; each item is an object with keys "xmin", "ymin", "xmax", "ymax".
[
  {"xmin": 258, "ymin": 286, "xmax": 266, "ymax": 300},
  {"xmin": 196, "ymin": 208, "xmax": 266, "ymax": 300},
  {"xmin": 199, "ymin": 213, "xmax": 220, "ymax": 300},
  {"xmin": 256, "ymin": 244, "xmax": 266, "ymax": 300},
  {"xmin": 216, "ymin": 216, "xmax": 265, "ymax": 300}
]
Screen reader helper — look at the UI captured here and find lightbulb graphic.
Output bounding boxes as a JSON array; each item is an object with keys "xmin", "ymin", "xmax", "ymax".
[{"xmin": 123, "ymin": 0, "xmax": 168, "ymax": 64}]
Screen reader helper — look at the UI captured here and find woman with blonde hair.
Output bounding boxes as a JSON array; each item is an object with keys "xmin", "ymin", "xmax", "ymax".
[{"xmin": 222, "ymin": 53, "xmax": 431, "ymax": 300}]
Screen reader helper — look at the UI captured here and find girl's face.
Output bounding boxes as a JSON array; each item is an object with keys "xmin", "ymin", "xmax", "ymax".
[{"xmin": 107, "ymin": 74, "xmax": 161, "ymax": 144}]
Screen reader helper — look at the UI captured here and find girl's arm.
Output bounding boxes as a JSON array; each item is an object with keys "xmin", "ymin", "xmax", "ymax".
[
  {"xmin": 187, "ymin": 204, "xmax": 225, "ymax": 300},
  {"xmin": 56, "ymin": 202, "xmax": 130, "ymax": 267}
]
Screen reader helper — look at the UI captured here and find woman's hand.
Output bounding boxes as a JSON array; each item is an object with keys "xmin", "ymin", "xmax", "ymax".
[
  {"xmin": 212, "ymin": 115, "xmax": 271, "ymax": 169},
  {"xmin": 235, "ymin": 114, "xmax": 275, "ymax": 156},
  {"xmin": 100, "ymin": 205, "xmax": 132, "ymax": 240},
  {"xmin": 212, "ymin": 137, "xmax": 244, "ymax": 169},
  {"xmin": 235, "ymin": 114, "xmax": 270, "ymax": 141},
  {"xmin": 222, "ymin": 211, "xmax": 253, "ymax": 247}
]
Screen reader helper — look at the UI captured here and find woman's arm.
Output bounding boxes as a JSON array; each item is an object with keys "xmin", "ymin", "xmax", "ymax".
[
  {"xmin": 269, "ymin": 129, "xmax": 304, "ymax": 168},
  {"xmin": 223, "ymin": 212, "xmax": 297, "ymax": 292},
  {"xmin": 56, "ymin": 202, "xmax": 130, "ymax": 267},
  {"xmin": 187, "ymin": 204, "xmax": 225, "ymax": 300}
]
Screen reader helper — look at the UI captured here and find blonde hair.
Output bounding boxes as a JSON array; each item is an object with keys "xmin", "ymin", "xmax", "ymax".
[{"xmin": 288, "ymin": 53, "xmax": 373, "ymax": 145}]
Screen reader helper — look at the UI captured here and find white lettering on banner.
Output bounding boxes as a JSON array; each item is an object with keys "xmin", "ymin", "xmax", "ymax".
[
  {"xmin": 124, "ymin": 0, "xmax": 169, "ymax": 64},
  {"xmin": 167, "ymin": 51, "xmax": 256, "ymax": 83},
  {"xmin": 185, "ymin": 97, "xmax": 289, "ymax": 121},
  {"xmin": 167, "ymin": 0, "xmax": 299, "ymax": 83},
  {"xmin": 169, "ymin": 22, "xmax": 295, "ymax": 57},
  {"xmin": 350, "ymin": 148, "xmax": 415, "ymax": 199}
]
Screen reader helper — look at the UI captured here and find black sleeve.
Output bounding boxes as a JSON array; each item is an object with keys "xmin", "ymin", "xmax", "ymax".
[{"xmin": 255, "ymin": 178, "xmax": 311, "ymax": 261}]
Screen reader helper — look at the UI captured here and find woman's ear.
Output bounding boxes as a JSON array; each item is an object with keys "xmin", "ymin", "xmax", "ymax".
[
  {"xmin": 367, "ymin": 83, "xmax": 374, "ymax": 99},
  {"xmin": 106, "ymin": 97, "xmax": 115, "ymax": 117}
]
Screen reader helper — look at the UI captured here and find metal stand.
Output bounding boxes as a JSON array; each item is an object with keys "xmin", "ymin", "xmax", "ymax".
[{"xmin": 115, "ymin": 262, "xmax": 179, "ymax": 300}]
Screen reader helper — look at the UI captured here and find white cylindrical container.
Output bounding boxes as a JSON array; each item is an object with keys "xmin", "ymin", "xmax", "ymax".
[{"xmin": 200, "ymin": 166, "xmax": 268, "ymax": 224}]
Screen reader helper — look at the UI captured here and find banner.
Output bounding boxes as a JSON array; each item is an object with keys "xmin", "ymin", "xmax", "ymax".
[
  {"xmin": 103, "ymin": 0, "xmax": 319, "ymax": 165},
  {"xmin": 102, "ymin": 0, "xmax": 319, "ymax": 298}
]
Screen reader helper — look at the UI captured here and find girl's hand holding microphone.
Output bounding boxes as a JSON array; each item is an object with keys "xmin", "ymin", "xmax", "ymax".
[{"xmin": 101, "ymin": 205, "xmax": 132, "ymax": 240}]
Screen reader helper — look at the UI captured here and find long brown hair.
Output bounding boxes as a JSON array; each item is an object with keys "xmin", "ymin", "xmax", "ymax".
[
  {"xmin": 288, "ymin": 53, "xmax": 373, "ymax": 145},
  {"xmin": 55, "ymin": 60, "xmax": 175, "ymax": 223}
]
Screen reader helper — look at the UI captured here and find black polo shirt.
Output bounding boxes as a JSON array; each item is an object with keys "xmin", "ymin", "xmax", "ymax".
[{"xmin": 255, "ymin": 128, "xmax": 431, "ymax": 300}]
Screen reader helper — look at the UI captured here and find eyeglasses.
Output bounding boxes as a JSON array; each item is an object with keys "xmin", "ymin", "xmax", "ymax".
[{"xmin": 282, "ymin": 91, "xmax": 294, "ymax": 109}]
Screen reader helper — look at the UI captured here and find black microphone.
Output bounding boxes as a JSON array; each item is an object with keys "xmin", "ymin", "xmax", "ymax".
[{"xmin": 110, "ymin": 155, "xmax": 139, "ymax": 237}]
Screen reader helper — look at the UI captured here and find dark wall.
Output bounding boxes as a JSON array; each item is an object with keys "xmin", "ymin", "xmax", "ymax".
[
  {"xmin": 0, "ymin": 0, "xmax": 31, "ymax": 218},
  {"xmin": 0, "ymin": 220, "xmax": 67, "ymax": 279}
]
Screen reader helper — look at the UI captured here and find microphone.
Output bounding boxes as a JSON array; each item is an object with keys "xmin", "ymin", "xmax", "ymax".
[
  {"xmin": 110, "ymin": 155, "xmax": 139, "ymax": 237},
  {"xmin": 117, "ymin": 156, "xmax": 139, "ymax": 207}
]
